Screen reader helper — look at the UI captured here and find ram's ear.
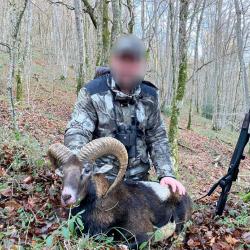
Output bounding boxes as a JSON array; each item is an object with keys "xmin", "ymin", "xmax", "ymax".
[
  {"xmin": 48, "ymin": 151, "xmax": 59, "ymax": 169},
  {"xmin": 95, "ymin": 164, "xmax": 113, "ymax": 174}
]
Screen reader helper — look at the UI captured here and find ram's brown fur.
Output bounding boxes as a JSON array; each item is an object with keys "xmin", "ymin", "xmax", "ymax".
[{"xmin": 69, "ymin": 169, "xmax": 192, "ymax": 247}]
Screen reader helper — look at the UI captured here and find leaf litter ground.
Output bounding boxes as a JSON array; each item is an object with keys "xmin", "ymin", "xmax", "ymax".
[{"xmin": 0, "ymin": 82, "xmax": 249, "ymax": 249}]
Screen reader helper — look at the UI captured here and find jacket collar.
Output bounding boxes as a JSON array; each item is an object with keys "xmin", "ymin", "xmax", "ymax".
[{"xmin": 107, "ymin": 76, "xmax": 142, "ymax": 101}]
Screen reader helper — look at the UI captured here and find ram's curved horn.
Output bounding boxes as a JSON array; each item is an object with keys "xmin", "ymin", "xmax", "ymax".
[
  {"xmin": 78, "ymin": 137, "xmax": 128, "ymax": 195},
  {"xmin": 48, "ymin": 143, "xmax": 74, "ymax": 167}
]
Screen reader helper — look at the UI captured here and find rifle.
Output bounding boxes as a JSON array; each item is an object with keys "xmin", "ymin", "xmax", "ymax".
[{"xmin": 206, "ymin": 110, "xmax": 250, "ymax": 215}]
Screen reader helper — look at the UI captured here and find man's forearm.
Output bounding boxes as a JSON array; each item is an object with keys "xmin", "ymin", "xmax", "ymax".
[
  {"xmin": 146, "ymin": 111, "xmax": 175, "ymax": 179},
  {"xmin": 149, "ymin": 137, "xmax": 175, "ymax": 179},
  {"xmin": 64, "ymin": 129, "xmax": 90, "ymax": 154}
]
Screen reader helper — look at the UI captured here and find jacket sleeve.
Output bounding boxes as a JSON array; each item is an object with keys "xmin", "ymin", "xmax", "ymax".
[
  {"xmin": 145, "ymin": 93, "xmax": 175, "ymax": 179},
  {"xmin": 64, "ymin": 88, "xmax": 97, "ymax": 154}
]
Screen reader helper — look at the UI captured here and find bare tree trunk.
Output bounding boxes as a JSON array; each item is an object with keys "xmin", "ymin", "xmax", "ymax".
[
  {"xmin": 52, "ymin": 5, "xmax": 67, "ymax": 78},
  {"xmin": 23, "ymin": 0, "xmax": 33, "ymax": 106},
  {"xmin": 111, "ymin": 0, "xmax": 121, "ymax": 46},
  {"xmin": 95, "ymin": 1, "xmax": 103, "ymax": 66},
  {"xmin": 74, "ymin": 0, "xmax": 85, "ymax": 92},
  {"xmin": 6, "ymin": 0, "xmax": 28, "ymax": 130},
  {"xmin": 141, "ymin": 0, "xmax": 145, "ymax": 39},
  {"xmin": 153, "ymin": 0, "xmax": 159, "ymax": 89},
  {"xmin": 234, "ymin": 0, "xmax": 250, "ymax": 111},
  {"xmin": 127, "ymin": 0, "xmax": 135, "ymax": 33},
  {"xmin": 212, "ymin": 0, "xmax": 223, "ymax": 130},
  {"xmin": 164, "ymin": 6, "xmax": 172, "ymax": 107},
  {"xmin": 100, "ymin": 0, "xmax": 110, "ymax": 65},
  {"xmin": 187, "ymin": 0, "xmax": 206, "ymax": 129}
]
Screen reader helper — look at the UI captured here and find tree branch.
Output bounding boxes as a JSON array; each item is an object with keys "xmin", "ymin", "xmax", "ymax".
[
  {"xmin": 13, "ymin": 0, "xmax": 28, "ymax": 40},
  {"xmin": 47, "ymin": 0, "xmax": 75, "ymax": 10},
  {"xmin": 81, "ymin": 0, "xmax": 97, "ymax": 29},
  {"xmin": 0, "ymin": 42, "xmax": 11, "ymax": 53},
  {"xmin": 47, "ymin": 0, "xmax": 98, "ymax": 29}
]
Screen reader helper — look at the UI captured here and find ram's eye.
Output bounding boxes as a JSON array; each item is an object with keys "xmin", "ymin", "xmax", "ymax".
[
  {"xmin": 82, "ymin": 166, "xmax": 91, "ymax": 175},
  {"xmin": 84, "ymin": 167, "xmax": 91, "ymax": 174}
]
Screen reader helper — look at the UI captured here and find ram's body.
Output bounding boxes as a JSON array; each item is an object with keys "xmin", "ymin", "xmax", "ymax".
[
  {"xmin": 71, "ymin": 173, "xmax": 192, "ymax": 244},
  {"xmin": 48, "ymin": 137, "xmax": 192, "ymax": 248}
]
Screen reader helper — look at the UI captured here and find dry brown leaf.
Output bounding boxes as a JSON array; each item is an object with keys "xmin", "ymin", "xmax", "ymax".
[
  {"xmin": 205, "ymin": 230, "xmax": 213, "ymax": 239},
  {"xmin": 187, "ymin": 238, "xmax": 201, "ymax": 247},
  {"xmin": 209, "ymin": 237, "xmax": 216, "ymax": 246},
  {"xmin": 0, "ymin": 167, "xmax": 7, "ymax": 177},
  {"xmin": 212, "ymin": 242, "xmax": 233, "ymax": 250},
  {"xmin": 23, "ymin": 175, "xmax": 33, "ymax": 184},
  {"xmin": 5, "ymin": 199, "xmax": 22, "ymax": 212},
  {"xmin": 0, "ymin": 188, "xmax": 12, "ymax": 197},
  {"xmin": 225, "ymin": 234, "xmax": 239, "ymax": 245}
]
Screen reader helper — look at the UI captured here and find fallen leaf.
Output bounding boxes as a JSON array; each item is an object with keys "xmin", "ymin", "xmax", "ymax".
[
  {"xmin": 0, "ymin": 188, "xmax": 12, "ymax": 197},
  {"xmin": 242, "ymin": 232, "xmax": 250, "ymax": 244},
  {"xmin": 187, "ymin": 238, "xmax": 201, "ymax": 247},
  {"xmin": 154, "ymin": 222, "xmax": 176, "ymax": 242},
  {"xmin": 225, "ymin": 234, "xmax": 238, "ymax": 245},
  {"xmin": 0, "ymin": 167, "xmax": 7, "ymax": 177},
  {"xmin": 5, "ymin": 200, "xmax": 22, "ymax": 212},
  {"xmin": 205, "ymin": 230, "xmax": 213, "ymax": 239},
  {"xmin": 23, "ymin": 176, "xmax": 33, "ymax": 184},
  {"xmin": 212, "ymin": 242, "xmax": 233, "ymax": 250},
  {"xmin": 117, "ymin": 244, "xmax": 129, "ymax": 250},
  {"xmin": 209, "ymin": 237, "xmax": 216, "ymax": 246}
]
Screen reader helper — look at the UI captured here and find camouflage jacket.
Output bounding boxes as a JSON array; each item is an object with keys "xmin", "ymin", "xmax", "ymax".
[{"xmin": 64, "ymin": 73, "xmax": 175, "ymax": 180}]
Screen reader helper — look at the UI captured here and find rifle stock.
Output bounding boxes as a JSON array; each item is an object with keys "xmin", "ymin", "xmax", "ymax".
[{"xmin": 207, "ymin": 110, "xmax": 250, "ymax": 215}]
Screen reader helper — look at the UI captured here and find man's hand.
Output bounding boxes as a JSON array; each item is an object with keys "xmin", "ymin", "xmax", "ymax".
[{"xmin": 160, "ymin": 177, "xmax": 186, "ymax": 195}]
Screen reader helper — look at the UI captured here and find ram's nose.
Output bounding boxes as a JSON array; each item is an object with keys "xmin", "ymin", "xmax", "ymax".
[
  {"xmin": 62, "ymin": 194, "xmax": 72, "ymax": 202},
  {"xmin": 61, "ymin": 187, "xmax": 77, "ymax": 206}
]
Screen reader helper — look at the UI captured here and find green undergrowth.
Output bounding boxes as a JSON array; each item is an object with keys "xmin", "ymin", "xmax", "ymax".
[{"xmin": 0, "ymin": 126, "xmax": 45, "ymax": 172}]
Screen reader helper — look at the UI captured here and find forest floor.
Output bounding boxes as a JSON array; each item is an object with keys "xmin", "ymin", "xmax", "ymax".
[{"xmin": 0, "ymin": 79, "xmax": 250, "ymax": 250}]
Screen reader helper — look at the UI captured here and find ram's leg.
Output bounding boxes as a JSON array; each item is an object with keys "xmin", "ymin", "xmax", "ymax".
[
  {"xmin": 126, "ymin": 233, "xmax": 150, "ymax": 250},
  {"xmin": 174, "ymin": 195, "xmax": 192, "ymax": 233}
]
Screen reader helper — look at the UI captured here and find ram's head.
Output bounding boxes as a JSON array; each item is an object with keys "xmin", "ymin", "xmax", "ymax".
[{"xmin": 48, "ymin": 138, "xmax": 128, "ymax": 207}]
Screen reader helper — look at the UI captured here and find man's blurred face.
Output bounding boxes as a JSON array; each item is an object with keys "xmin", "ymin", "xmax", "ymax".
[{"xmin": 110, "ymin": 54, "xmax": 146, "ymax": 91}]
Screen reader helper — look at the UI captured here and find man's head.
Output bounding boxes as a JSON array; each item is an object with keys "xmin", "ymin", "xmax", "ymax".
[{"xmin": 110, "ymin": 35, "xmax": 146, "ymax": 92}]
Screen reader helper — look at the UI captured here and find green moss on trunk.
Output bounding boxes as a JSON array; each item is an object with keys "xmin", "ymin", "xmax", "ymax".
[
  {"xmin": 187, "ymin": 93, "xmax": 192, "ymax": 130},
  {"xmin": 168, "ymin": 101, "xmax": 179, "ymax": 172},
  {"xmin": 168, "ymin": 59, "xmax": 188, "ymax": 171},
  {"xmin": 76, "ymin": 63, "xmax": 84, "ymax": 93},
  {"xmin": 16, "ymin": 69, "xmax": 23, "ymax": 102},
  {"xmin": 176, "ymin": 61, "xmax": 187, "ymax": 101},
  {"xmin": 101, "ymin": 0, "xmax": 110, "ymax": 65},
  {"xmin": 168, "ymin": 0, "xmax": 189, "ymax": 171}
]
